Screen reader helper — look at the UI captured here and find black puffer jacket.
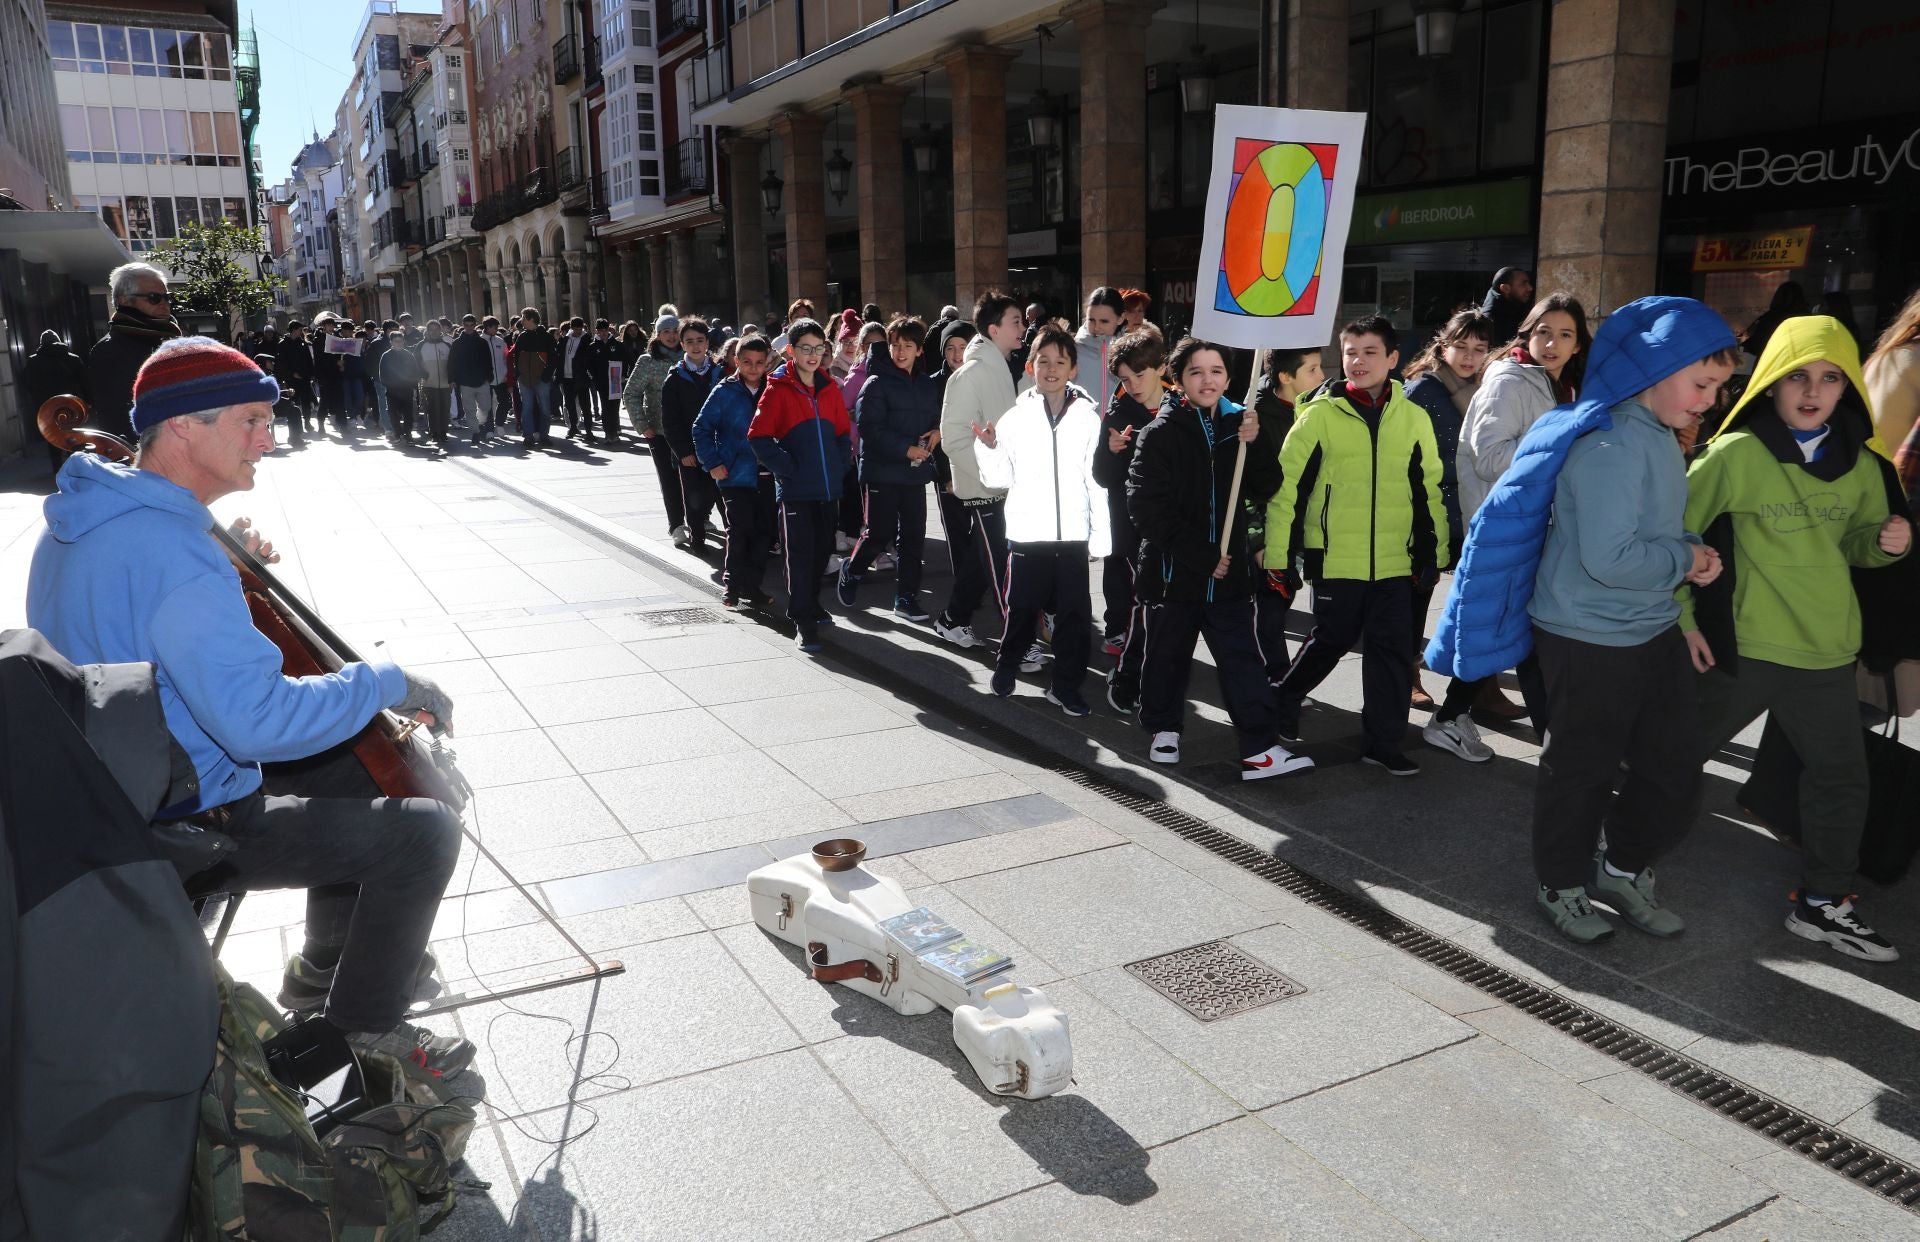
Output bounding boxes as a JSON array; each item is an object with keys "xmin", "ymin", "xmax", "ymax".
[
  {"xmin": 1126, "ymin": 393, "xmax": 1280, "ymax": 603},
  {"xmin": 854, "ymin": 342, "xmax": 941, "ymax": 487}
]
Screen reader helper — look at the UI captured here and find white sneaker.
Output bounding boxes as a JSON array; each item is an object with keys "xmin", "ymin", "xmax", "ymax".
[
  {"xmin": 824, "ymin": 554, "xmax": 846, "ymax": 575},
  {"xmin": 933, "ymin": 616, "xmax": 977, "ymax": 648},
  {"xmin": 1422, "ymin": 715, "xmax": 1494, "ymax": 763},
  {"xmin": 835, "ymin": 533, "xmax": 854, "ymax": 554},
  {"xmin": 1242, "ymin": 743, "xmax": 1314, "ymax": 781},
  {"xmin": 1018, "ymin": 643, "xmax": 1051, "ymax": 673},
  {"xmin": 872, "ymin": 552, "xmax": 897, "ymax": 572},
  {"xmin": 670, "ymin": 524, "xmax": 691, "ymax": 547},
  {"xmin": 1150, "ymin": 731, "xmax": 1181, "ymax": 764}
]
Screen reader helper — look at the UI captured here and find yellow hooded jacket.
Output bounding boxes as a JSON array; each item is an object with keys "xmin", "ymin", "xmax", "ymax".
[{"xmin": 1679, "ymin": 315, "xmax": 1906, "ymax": 670}]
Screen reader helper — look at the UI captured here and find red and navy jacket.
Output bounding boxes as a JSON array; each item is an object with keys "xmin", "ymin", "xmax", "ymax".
[{"xmin": 748, "ymin": 363, "xmax": 854, "ymax": 502}]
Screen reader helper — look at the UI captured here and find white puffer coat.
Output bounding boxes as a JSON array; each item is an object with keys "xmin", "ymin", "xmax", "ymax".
[{"xmin": 974, "ymin": 384, "xmax": 1111, "ymax": 557}]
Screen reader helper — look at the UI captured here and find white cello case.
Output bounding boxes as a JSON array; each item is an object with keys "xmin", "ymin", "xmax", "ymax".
[{"xmin": 747, "ymin": 849, "xmax": 1072, "ymax": 1099}]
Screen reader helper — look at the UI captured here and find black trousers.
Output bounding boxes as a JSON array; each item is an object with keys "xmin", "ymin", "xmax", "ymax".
[
  {"xmin": 996, "ymin": 541, "xmax": 1092, "ymax": 691},
  {"xmin": 1139, "ymin": 596, "xmax": 1278, "ymax": 756},
  {"xmin": 596, "ymin": 376, "xmax": 620, "ymax": 440},
  {"xmin": 780, "ymin": 498, "xmax": 838, "ymax": 625},
  {"xmin": 277, "ymin": 397, "xmax": 305, "ymax": 446},
  {"xmin": 849, "ymin": 482, "xmax": 929, "ymax": 597},
  {"xmin": 1101, "ymin": 491, "xmax": 1137, "ymax": 639},
  {"xmin": 646, "ymin": 436, "xmax": 687, "ymax": 532},
  {"xmin": 722, "ymin": 480, "xmax": 776, "ymax": 597},
  {"xmin": 679, "ymin": 460, "xmax": 720, "ymax": 547},
  {"xmin": 940, "ymin": 497, "xmax": 1009, "ymax": 628},
  {"xmin": 1108, "ymin": 554, "xmax": 1149, "ymax": 689},
  {"xmin": 838, "ymin": 465, "xmax": 864, "ymax": 538},
  {"xmin": 421, "ymin": 386, "xmax": 451, "ymax": 443},
  {"xmin": 388, "ymin": 391, "xmax": 416, "ymax": 440},
  {"xmin": 1531, "ymin": 625, "xmax": 1700, "ymax": 890},
  {"xmin": 218, "ymin": 774, "xmax": 461, "ymax": 1034},
  {"xmin": 1274, "ymin": 576, "xmax": 1415, "ymax": 752},
  {"xmin": 1253, "ymin": 585, "xmax": 1294, "ymax": 682},
  {"xmin": 1435, "ymin": 657, "xmax": 1549, "ymax": 731},
  {"xmin": 562, "ymin": 375, "xmax": 591, "ymax": 434}
]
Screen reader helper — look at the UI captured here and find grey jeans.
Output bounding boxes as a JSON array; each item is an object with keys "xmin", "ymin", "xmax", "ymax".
[
  {"xmin": 1698, "ymin": 658, "xmax": 1866, "ymax": 894},
  {"xmin": 217, "ymin": 781, "xmax": 461, "ymax": 1032}
]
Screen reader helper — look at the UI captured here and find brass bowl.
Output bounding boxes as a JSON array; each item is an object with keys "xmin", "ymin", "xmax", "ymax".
[{"xmin": 812, "ymin": 837, "xmax": 868, "ymax": 872}]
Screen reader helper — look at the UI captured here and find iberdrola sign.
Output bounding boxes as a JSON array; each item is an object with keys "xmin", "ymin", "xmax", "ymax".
[{"xmin": 1348, "ymin": 177, "xmax": 1532, "ymax": 247}]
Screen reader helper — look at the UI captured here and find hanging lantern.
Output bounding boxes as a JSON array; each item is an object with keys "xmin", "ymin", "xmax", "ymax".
[
  {"xmin": 1413, "ymin": 0, "xmax": 1465, "ymax": 57},
  {"xmin": 1026, "ymin": 26, "xmax": 1059, "ymax": 150},
  {"xmin": 825, "ymin": 104, "xmax": 852, "ymax": 204},
  {"xmin": 760, "ymin": 167, "xmax": 783, "ymax": 214},
  {"xmin": 1180, "ymin": 0, "xmax": 1213, "ymax": 114},
  {"xmin": 911, "ymin": 69, "xmax": 939, "ymax": 173}
]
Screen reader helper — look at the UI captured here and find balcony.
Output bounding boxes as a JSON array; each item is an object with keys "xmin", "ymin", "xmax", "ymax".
[
  {"xmin": 402, "ymin": 220, "xmax": 425, "ymax": 250},
  {"xmin": 552, "ymin": 33, "xmax": 581, "ymax": 84},
  {"xmin": 689, "ymin": 44, "xmax": 731, "ymax": 109},
  {"xmin": 589, "ymin": 172, "xmax": 610, "ymax": 220},
  {"xmin": 419, "ymin": 144, "xmax": 438, "ymax": 172},
  {"xmin": 584, "ymin": 32, "xmax": 603, "ymax": 88},
  {"xmin": 665, "ymin": 0, "xmax": 704, "ymax": 40},
  {"xmin": 555, "ymin": 146, "xmax": 586, "ymax": 192},
  {"xmin": 468, "ymin": 166, "xmax": 555, "ymax": 231},
  {"xmin": 426, "ymin": 215, "xmax": 444, "ymax": 244},
  {"xmin": 666, "ymin": 135, "xmax": 710, "ymax": 199}
]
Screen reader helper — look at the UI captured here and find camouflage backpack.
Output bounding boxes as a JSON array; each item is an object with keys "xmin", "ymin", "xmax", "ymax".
[{"xmin": 187, "ymin": 965, "xmax": 478, "ymax": 1241}]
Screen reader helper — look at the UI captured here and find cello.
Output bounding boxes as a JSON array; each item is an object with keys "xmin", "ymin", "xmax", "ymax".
[{"xmin": 36, "ymin": 394, "xmax": 622, "ymax": 1009}]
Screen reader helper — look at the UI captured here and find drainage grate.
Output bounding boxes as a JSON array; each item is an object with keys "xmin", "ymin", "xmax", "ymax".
[
  {"xmin": 631, "ymin": 606, "xmax": 726, "ymax": 628},
  {"xmin": 459, "ymin": 450, "xmax": 1920, "ymax": 1216},
  {"xmin": 1125, "ymin": 940, "xmax": 1306, "ymax": 1022}
]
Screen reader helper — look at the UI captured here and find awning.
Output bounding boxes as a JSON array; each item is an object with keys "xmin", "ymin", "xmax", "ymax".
[{"xmin": 0, "ymin": 211, "xmax": 129, "ymax": 284}]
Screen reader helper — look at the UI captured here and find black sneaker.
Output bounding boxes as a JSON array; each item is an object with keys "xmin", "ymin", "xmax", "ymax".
[
  {"xmin": 1046, "ymin": 687, "xmax": 1092, "ymax": 717},
  {"xmin": 796, "ymin": 626, "xmax": 822, "ymax": 654},
  {"xmin": 742, "ymin": 591, "xmax": 775, "ymax": 611},
  {"xmin": 1786, "ymin": 891, "xmax": 1898, "ymax": 962},
  {"xmin": 892, "ymin": 594, "xmax": 931, "ymax": 622},
  {"xmin": 1106, "ymin": 672, "xmax": 1139, "ymax": 715},
  {"xmin": 722, "ymin": 593, "xmax": 741, "ymax": 610},
  {"xmin": 991, "ymin": 667, "xmax": 1017, "ymax": 697},
  {"xmin": 1361, "ymin": 747, "xmax": 1420, "ymax": 777},
  {"xmin": 835, "ymin": 566, "xmax": 862, "ymax": 608},
  {"xmin": 1275, "ymin": 712, "xmax": 1301, "ymax": 743}
]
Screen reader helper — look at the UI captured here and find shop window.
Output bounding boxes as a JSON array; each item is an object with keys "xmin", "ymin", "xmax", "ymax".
[
  {"xmin": 175, "ymin": 197, "xmax": 201, "ymax": 231},
  {"xmin": 1350, "ymin": 39, "xmax": 1373, "ymax": 186},
  {"xmin": 1480, "ymin": 0, "xmax": 1541, "ymax": 168},
  {"xmin": 1146, "ymin": 90, "xmax": 1178, "ymax": 211},
  {"xmin": 202, "ymin": 198, "xmax": 224, "ymax": 230},
  {"xmin": 224, "ymin": 198, "xmax": 247, "ymax": 226},
  {"xmin": 99, "ymin": 196, "xmax": 127, "ymax": 240},
  {"xmin": 127, "ymin": 196, "xmax": 155, "ymax": 242},
  {"xmin": 153, "ymin": 196, "xmax": 176, "ymax": 238},
  {"xmin": 1367, "ymin": 15, "xmax": 1483, "ymax": 186}
]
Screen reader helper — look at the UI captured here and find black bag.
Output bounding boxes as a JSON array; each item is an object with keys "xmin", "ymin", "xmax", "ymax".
[{"xmin": 1737, "ymin": 701, "xmax": 1920, "ymax": 886}]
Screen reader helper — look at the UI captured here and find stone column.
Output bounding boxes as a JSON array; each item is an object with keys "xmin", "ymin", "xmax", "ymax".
[
  {"xmin": 497, "ymin": 265, "xmax": 518, "ymax": 320},
  {"xmin": 563, "ymin": 250, "xmax": 587, "ymax": 321},
  {"xmin": 618, "ymin": 247, "xmax": 644, "ymax": 324},
  {"xmin": 670, "ymin": 230, "xmax": 698, "ymax": 317},
  {"xmin": 1286, "ymin": 0, "xmax": 1348, "ymax": 109},
  {"xmin": 724, "ymin": 132, "xmax": 771, "ymax": 328},
  {"xmin": 1537, "ymin": 0, "xmax": 1674, "ymax": 317},
  {"xmin": 943, "ymin": 45, "xmax": 1020, "ymax": 311},
  {"xmin": 647, "ymin": 237, "xmax": 671, "ymax": 312},
  {"xmin": 847, "ymin": 82, "xmax": 909, "ymax": 318},
  {"xmin": 774, "ymin": 109, "xmax": 828, "ymax": 309},
  {"xmin": 1069, "ymin": 0, "xmax": 1161, "ymax": 293},
  {"xmin": 584, "ymin": 250, "xmax": 605, "ymax": 323},
  {"xmin": 541, "ymin": 257, "xmax": 563, "ymax": 321},
  {"xmin": 467, "ymin": 248, "xmax": 486, "ymax": 318}
]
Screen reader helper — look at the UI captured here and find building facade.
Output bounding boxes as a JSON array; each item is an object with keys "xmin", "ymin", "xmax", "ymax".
[
  {"xmin": 394, "ymin": 23, "xmax": 485, "ymax": 320},
  {"xmin": 49, "ymin": 1, "xmax": 255, "ymax": 266},
  {"xmin": 286, "ymin": 137, "xmax": 343, "ymax": 319},
  {"xmin": 339, "ymin": 1, "xmax": 440, "ymax": 319}
]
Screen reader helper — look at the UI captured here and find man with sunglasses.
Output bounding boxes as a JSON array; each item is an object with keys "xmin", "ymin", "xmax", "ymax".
[{"xmin": 90, "ymin": 262, "xmax": 181, "ymax": 442}]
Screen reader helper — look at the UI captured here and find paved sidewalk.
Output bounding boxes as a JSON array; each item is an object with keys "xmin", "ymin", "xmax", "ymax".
[{"xmin": 3, "ymin": 434, "xmax": 1916, "ymax": 1239}]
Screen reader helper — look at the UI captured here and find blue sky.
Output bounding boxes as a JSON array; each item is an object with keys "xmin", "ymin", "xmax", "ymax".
[{"xmin": 248, "ymin": 0, "xmax": 441, "ymax": 187}]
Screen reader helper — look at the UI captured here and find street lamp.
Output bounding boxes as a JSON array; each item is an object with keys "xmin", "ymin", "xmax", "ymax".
[
  {"xmin": 1027, "ymin": 25, "xmax": 1059, "ymax": 151},
  {"xmin": 1413, "ymin": 0, "xmax": 1465, "ymax": 57},
  {"xmin": 760, "ymin": 131, "xmax": 783, "ymax": 214},
  {"xmin": 1180, "ymin": 0, "xmax": 1213, "ymax": 114},
  {"xmin": 825, "ymin": 104, "xmax": 852, "ymax": 204},
  {"xmin": 911, "ymin": 69, "xmax": 939, "ymax": 174},
  {"xmin": 711, "ymin": 229, "xmax": 727, "ymax": 264}
]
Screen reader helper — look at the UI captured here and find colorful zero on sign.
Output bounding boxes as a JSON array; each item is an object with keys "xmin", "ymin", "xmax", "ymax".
[{"xmin": 1215, "ymin": 139, "xmax": 1338, "ymax": 319}]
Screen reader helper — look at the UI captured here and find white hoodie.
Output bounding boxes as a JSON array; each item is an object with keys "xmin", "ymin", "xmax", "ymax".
[{"xmin": 974, "ymin": 383, "xmax": 1111, "ymax": 557}]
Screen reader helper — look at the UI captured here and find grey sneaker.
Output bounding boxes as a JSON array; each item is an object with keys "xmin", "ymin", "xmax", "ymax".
[
  {"xmin": 1537, "ymin": 885, "xmax": 1614, "ymax": 944},
  {"xmin": 348, "ymin": 1019, "xmax": 476, "ymax": 1078},
  {"xmin": 1589, "ymin": 857, "xmax": 1685, "ymax": 937},
  {"xmin": 279, "ymin": 949, "xmax": 440, "ymax": 1015},
  {"xmin": 1422, "ymin": 715, "xmax": 1493, "ymax": 763}
]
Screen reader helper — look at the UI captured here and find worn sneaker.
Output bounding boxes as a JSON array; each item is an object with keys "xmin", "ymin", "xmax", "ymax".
[
  {"xmin": 1018, "ymin": 643, "xmax": 1050, "ymax": 673},
  {"xmin": 1149, "ymin": 731, "xmax": 1181, "ymax": 764},
  {"xmin": 872, "ymin": 551, "xmax": 897, "ymax": 573},
  {"xmin": 742, "ymin": 591, "xmax": 775, "ymax": 611},
  {"xmin": 991, "ymin": 667, "xmax": 1017, "ymax": 697},
  {"xmin": 1588, "ymin": 857, "xmax": 1685, "ymax": 937},
  {"xmin": 1046, "ymin": 687, "xmax": 1091, "ymax": 717},
  {"xmin": 279, "ymin": 950, "xmax": 439, "ymax": 1015},
  {"xmin": 670, "ymin": 524, "xmax": 692, "ymax": 547},
  {"xmin": 893, "ymin": 594, "xmax": 931, "ymax": 622},
  {"xmin": 1361, "ymin": 747, "xmax": 1420, "ymax": 776},
  {"xmin": 835, "ymin": 566, "xmax": 862, "ymax": 609},
  {"xmin": 1102, "ymin": 634, "xmax": 1126, "ymax": 657},
  {"xmin": 1106, "ymin": 672, "xmax": 1139, "ymax": 715},
  {"xmin": 1242, "ymin": 744, "xmax": 1314, "ymax": 781},
  {"xmin": 824, "ymin": 554, "xmax": 846, "ymax": 576},
  {"xmin": 1537, "ymin": 885, "xmax": 1614, "ymax": 944},
  {"xmin": 347, "ymin": 1020, "xmax": 476, "ymax": 1079},
  {"xmin": 834, "ymin": 532, "xmax": 854, "ymax": 554},
  {"xmin": 933, "ymin": 615, "xmax": 977, "ymax": 648},
  {"xmin": 1423, "ymin": 715, "xmax": 1494, "ymax": 763},
  {"xmin": 721, "ymin": 592, "xmax": 741, "ymax": 610},
  {"xmin": 1787, "ymin": 891, "xmax": 1898, "ymax": 962},
  {"xmin": 796, "ymin": 626, "xmax": 822, "ymax": 654}
]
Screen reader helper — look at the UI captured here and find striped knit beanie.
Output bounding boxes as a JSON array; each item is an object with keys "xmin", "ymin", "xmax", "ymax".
[{"xmin": 130, "ymin": 337, "xmax": 281, "ymax": 435}]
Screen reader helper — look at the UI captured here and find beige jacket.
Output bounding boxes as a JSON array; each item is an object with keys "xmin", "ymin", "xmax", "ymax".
[
  {"xmin": 1867, "ymin": 342, "xmax": 1920, "ymax": 451},
  {"xmin": 938, "ymin": 334, "xmax": 1019, "ymax": 500}
]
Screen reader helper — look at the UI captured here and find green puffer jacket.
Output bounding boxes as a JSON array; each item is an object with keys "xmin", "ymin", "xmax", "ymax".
[{"xmin": 1265, "ymin": 379, "xmax": 1450, "ymax": 581}]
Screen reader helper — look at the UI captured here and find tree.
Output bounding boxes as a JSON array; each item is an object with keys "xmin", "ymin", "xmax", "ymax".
[{"xmin": 150, "ymin": 220, "xmax": 284, "ymax": 328}]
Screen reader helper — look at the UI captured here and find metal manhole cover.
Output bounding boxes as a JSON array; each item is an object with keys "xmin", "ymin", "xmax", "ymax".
[
  {"xmin": 1124, "ymin": 940, "xmax": 1306, "ymax": 1022},
  {"xmin": 632, "ymin": 606, "xmax": 726, "ymax": 628}
]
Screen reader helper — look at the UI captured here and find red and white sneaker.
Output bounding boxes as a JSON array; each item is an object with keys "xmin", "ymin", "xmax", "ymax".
[{"xmin": 1242, "ymin": 744, "xmax": 1314, "ymax": 781}]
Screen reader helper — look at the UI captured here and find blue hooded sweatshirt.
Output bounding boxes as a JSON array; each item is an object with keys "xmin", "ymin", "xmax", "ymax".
[
  {"xmin": 26, "ymin": 454, "xmax": 406, "ymax": 815},
  {"xmin": 1424, "ymin": 296, "xmax": 1738, "ymax": 680}
]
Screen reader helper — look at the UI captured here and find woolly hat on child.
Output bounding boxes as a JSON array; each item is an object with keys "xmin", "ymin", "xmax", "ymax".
[{"xmin": 130, "ymin": 337, "xmax": 281, "ymax": 435}]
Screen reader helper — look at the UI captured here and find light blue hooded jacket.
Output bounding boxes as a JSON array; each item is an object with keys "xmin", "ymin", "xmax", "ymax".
[{"xmin": 26, "ymin": 454, "xmax": 405, "ymax": 814}]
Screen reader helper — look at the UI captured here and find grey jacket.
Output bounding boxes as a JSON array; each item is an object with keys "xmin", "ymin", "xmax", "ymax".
[{"xmin": 1456, "ymin": 356, "xmax": 1560, "ymax": 522}]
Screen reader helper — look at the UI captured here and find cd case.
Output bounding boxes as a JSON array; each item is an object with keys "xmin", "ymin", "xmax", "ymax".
[
  {"xmin": 921, "ymin": 938, "xmax": 1015, "ymax": 983},
  {"xmin": 877, "ymin": 906, "xmax": 965, "ymax": 955}
]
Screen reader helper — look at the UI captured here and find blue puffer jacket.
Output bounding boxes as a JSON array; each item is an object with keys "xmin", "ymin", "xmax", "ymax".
[
  {"xmin": 692, "ymin": 373, "xmax": 765, "ymax": 489},
  {"xmin": 1425, "ymin": 296, "xmax": 1738, "ymax": 681},
  {"xmin": 855, "ymin": 342, "xmax": 942, "ymax": 487}
]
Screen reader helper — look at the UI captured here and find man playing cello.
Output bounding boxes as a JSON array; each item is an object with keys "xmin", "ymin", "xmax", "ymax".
[{"xmin": 26, "ymin": 337, "xmax": 473, "ymax": 1076}]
